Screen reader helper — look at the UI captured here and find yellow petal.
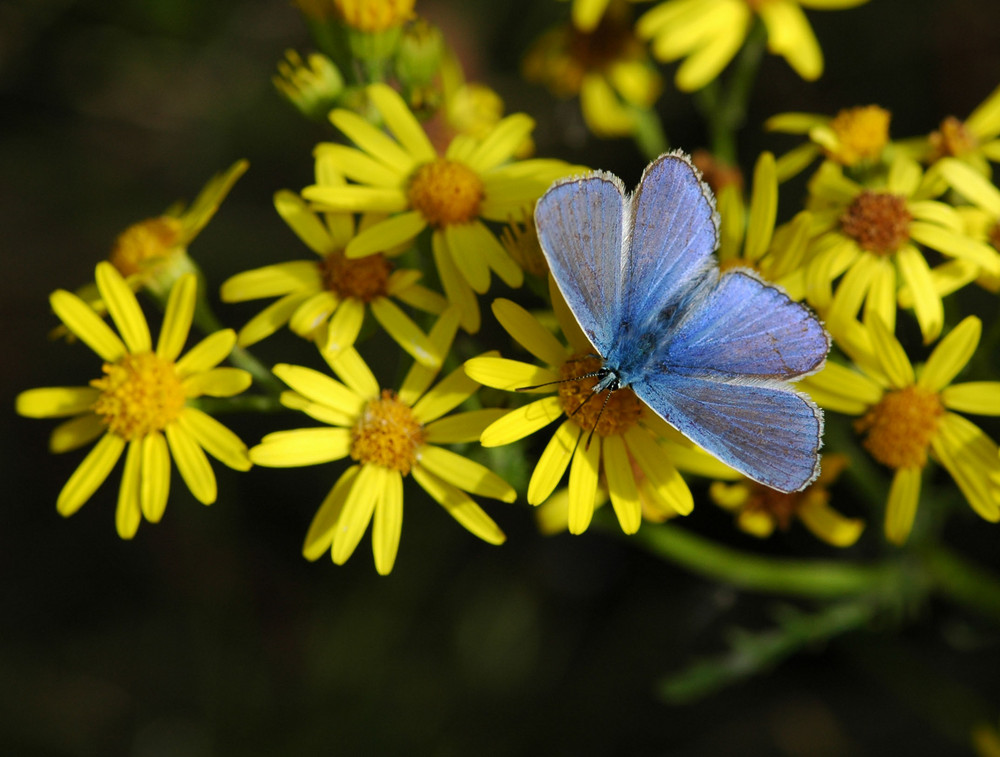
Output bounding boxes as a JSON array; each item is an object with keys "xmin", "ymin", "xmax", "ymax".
[
  {"xmin": 937, "ymin": 158, "xmax": 1000, "ymax": 216},
  {"xmin": 56, "ymin": 432, "xmax": 125, "ymax": 516},
  {"xmin": 220, "ymin": 261, "xmax": 320, "ymax": 302},
  {"xmin": 165, "ymin": 423, "xmax": 217, "ymax": 505},
  {"xmin": 329, "ymin": 108, "xmax": 415, "ymax": 174},
  {"xmin": 965, "ymin": 83, "xmax": 1000, "ymax": 140},
  {"xmin": 603, "ymin": 434, "xmax": 641, "ymax": 534},
  {"xmin": 332, "ymin": 463, "xmax": 385, "ymax": 565},
  {"xmin": 236, "ymin": 291, "xmax": 313, "ymax": 348},
  {"xmin": 444, "ymin": 222, "xmax": 491, "ymax": 294},
  {"xmin": 313, "ymin": 143, "xmax": 404, "ymax": 189},
  {"xmin": 178, "ymin": 407, "xmax": 251, "ymax": 471},
  {"xmin": 303, "ymin": 466, "xmax": 359, "ymax": 560},
  {"xmin": 140, "ymin": 431, "xmax": 171, "ymax": 523},
  {"xmin": 826, "ymin": 253, "xmax": 877, "ymax": 336},
  {"xmin": 96, "ymin": 262, "xmax": 150, "ymax": 354},
  {"xmin": 412, "ymin": 465, "xmax": 506, "ymax": 544},
  {"xmin": 933, "ymin": 415, "xmax": 1000, "ymax": 522},
  {"xmin": 624, "ymin": 426, "xmax": 693, "ymax": 515},
  {"xmin": 884, "ymin": 466, "xmax": 921, "ymax": 545},
  {"xmin": 744, "ymin": 152, "xmax": 778, "ymax": 261},
  {"xmin": 579, "ymin": 74, "xmax": 635, "ymax": 137},
  {"xmin": 799, "ymin": 361, "xmax": 883, "ymax": 415},
  {"xmin": 274, "ymin": 190, "xmax": 333, "ymax": 254},
  {"xmin": 764, "ymin": 112, "xmax": 829, "ymax": 134},
  {"xmin": 369, "ymin": 82, "xmax": 437, "ymax": 164},
  {"xmin": 942, "ymin": 382, "xmax": 1000, "ymax": 416},
  {"xmin": 411, "ymin": 365, "xmax": 479, "ymax": 425},
  {"xmin": 156, "ymin": 274, "xmax": 197, "ymax": 361},
  {"xmin": 797, "ymin": 497, "xmax": 864, "ymax": 547},
  {"xmin": 910, "ymin": 222, "xmax": 1000, "ymax": 275},
  {"xmin": 419, "ymin": 444, "xmax": 516, "ymax": 502},
  {"xmin": 16, "ymin": 387, "xmax": 100, "ymax": 418},
  {"xmin": 250, "ymin": 427, "xmax": 352, "ymax": 467},
  {"xmin": 323, "ymin": 297, "xmax": 365, "ymax": 356},
  {"xmin": 50, "ymin": 289, "xmax": 125, "ymax": 362},
  {"xmin": 302, "ymin": 184, "xmax": 409, "ymax": 215},
  {"xmin": 896, "ymin": 245, "xmax": 943, "ymax": 344},
  {"xmin": 567, "ymin": 433, "xmax": 601, "ymax": 534},
  {"xmin": 424, "ymin": 409, "xmax": 510, "ymax": 444},
  {"xmin": 372, "ymin": 469, "xmax": 404, "ymax": 575},
  {"xmin": 288, "ymin": 291, "xmax": 338, "ymax": 339},
  {"xmin": 273, "ymin": 363, "xmax": 363, "ymax": 415},
  {"xmin": 480, "ymin": 396, "xmax": 564, "ymax": 447},
  {"xmin": 345, "ymin": 211, "xmax": 426, "ymax": 258},
  {"xmin": 433, "ymin": 231, "xmax": 480, "ymax": 333},
  {"xmin": 370, "ymin": 296, "xmax": 440, "ymax": 368},
  {"xmin": 116, "ymin": 440, "xmax": 143, "ymax": 539},
  {"xmin": 182, "ymin": 367, "xmax": 252, "ymax": 399},
  {"xmin": 323, "ymin": 346, "xmax": 381, "ymax": 400},
  {"xmin": 463, "ymin": 356, "xmax": 559, "ymax": 392},
  {"xmin": 528, "ymin": 419, "xmax": 579, "ymax": 505},
  {"xmin": 492, "ymin": 298, "xmax": 567, "ymax": 368},
  {"xmin": 50, "ymin": 413, "xmax": 106, "ymax": 454},
  {"xmin": 760, "ymin": 0, "xmax": 822, "ymax": 80},
  {"xmin": 465, "ymin": 113, "xmax": 535, "ymax": 172},
  {"xmin": 918, "ymin": 316, "xmax": 981, "ymax": 392},
  {"xmin": 867, "ymin": 315, "xmax": 914, "ymax": 390},
  {"xmin": 175, "ymin": 330, "xmax": 237, "ymax": 377}
]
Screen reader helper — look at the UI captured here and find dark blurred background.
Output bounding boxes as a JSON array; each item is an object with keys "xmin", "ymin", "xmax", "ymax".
[{"xmin": 4, "ymin": 1, "xmax": 1000, "ymax": 754}]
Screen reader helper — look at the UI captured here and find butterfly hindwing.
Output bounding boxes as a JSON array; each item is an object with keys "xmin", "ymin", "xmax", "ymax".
[
  {"xmin": 631, "ymin": 373, "xmax": 823, "ymax": 492},
  {"xmin": 535, "ymin": 172, "xmax": 626, "ymax": 354},
  {"xmin": 661, "ymin": 270, "xmax": 830, "ymax": 379},
  {"xmin": 621, "ymin": 151, "xmax": 719, "ymax": 333}
]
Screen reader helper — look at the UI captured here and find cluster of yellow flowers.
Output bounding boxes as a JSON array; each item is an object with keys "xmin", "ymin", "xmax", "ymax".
[{"xmin": 15, "ymin": 0, "xmax": 1000, "ymax": 579}]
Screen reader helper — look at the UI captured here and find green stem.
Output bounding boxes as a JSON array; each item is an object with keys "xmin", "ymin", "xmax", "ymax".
[
  {"xmin": 194, "ymin": 394, "xmax": 286, "ymax": 415},
  {"xmin": 631, "ymin": 521, "xmax": 894, "ymax": 598},
  {"xmin": 630, "ymin": 106, "xmax": 670, "ymax": 162}
]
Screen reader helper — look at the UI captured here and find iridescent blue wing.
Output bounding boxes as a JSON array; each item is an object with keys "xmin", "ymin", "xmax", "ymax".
[
  {"xmin": 631, "ymin": 373, "xmax": 823, "ymax": 492},
  {"xmin": 535, "ymin": 171, "xmax": 626, "ymax": 354},
  {"xmin": 621, "ymin": 151, "xmax": 719, "ymax": 333},
  {"xmin": 660, "ymin": 270, "xmax": 830, "ymax": 379}
]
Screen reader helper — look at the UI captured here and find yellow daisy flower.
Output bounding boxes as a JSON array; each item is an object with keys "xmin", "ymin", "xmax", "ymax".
[
  {"xmin": 709, "ymin": 454, "xmax": 864, "ymax": 546},
  {"xmin": 904, "ymin": 84, "xmax": 1000, "ymax": 174},
  {"xmin": 799, "ymin": 316, "xmax": 1000, "ymax": 545},
  {"xmin": 220, "ymin": 166, "xmax": 447, "ymax": 367},
  {"xmin": 300, "ymin": 82, "xmax": 582, "ymax": 333},
  {"xmin": 107, "ymin": 160, "xmax": 248, "ymax": 298},
  {"xmin": 636, "ymin": 0, "xmax": 870, "ymax": 93},
  {"xmin": 765, "ymin": 105, "xmax": 891, "ymax": 182},
  {"xmin": 248, "ymin": 310, "xmax": 512, "ymax": 575},
  {"xmin": 803, "ymin": 153, "xmax": 1000, "ymax": 344},
  {"xmin": 464, "ymin": 280, "xmax": 728, "ymax": 536},
  {"xmin": 523, "ymin": 1, "xmax": 663, "ymax": 138},
  {"xmin": 716, "ymin": 151, "xmax": 814, "ymax": 300},
  {"xmin": 897, "ymin": 157, "xmax": 1000, "ymax": 301},
  {"xmin": 16, "ymin": 263, "xmax": 252, "ymax": 538}
]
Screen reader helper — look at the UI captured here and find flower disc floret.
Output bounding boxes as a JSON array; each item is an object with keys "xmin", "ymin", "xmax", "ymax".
[
  {"xmin": 558, "ymin": 355, "xmax": 643, "ymax": 436},
  {"xmin": 854, "ymin": 385, "xmax": 944, "ymax": 470},
  {"xmin": 929, "ymin": 116, "xmax": 978, "ymax": 161},
  {"xmin": 109, "ymin": 217, "xmax": 183, "ymax": 277},
  {"xmin": 90, "ymin": 353, "xmax": 186, "ymax": 441},
  {"xmin": 839, "ymin": 190, "xmax": 912, "ymax": 255},
  {"xmin": 350, "ymin": 389, "xmax": 426, "ymax": 474},
  {"xmin": 826, "ymin": 105, "xmax": 891, "ymax": 166},
  {"xmin": 319, "ymin": 249, "xmax": 392, "ymax": 302},
  {"xmin": 407, "ymin": 158, "xmax": 484, "ymax": 227}
]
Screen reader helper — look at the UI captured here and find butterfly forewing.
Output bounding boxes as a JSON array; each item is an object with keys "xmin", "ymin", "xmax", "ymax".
[
  {"xmin": 535, "ymin": 172, "xmax": 626, "ymax": 355},
  {"xmin": 621, "ymin": 152, "xmax": 719, "ymax": 334}
]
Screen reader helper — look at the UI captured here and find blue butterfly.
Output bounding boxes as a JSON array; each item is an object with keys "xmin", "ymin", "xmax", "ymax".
[{"xmin": 534, "ymin": 150, "xmax": 829, "ymax": 493}]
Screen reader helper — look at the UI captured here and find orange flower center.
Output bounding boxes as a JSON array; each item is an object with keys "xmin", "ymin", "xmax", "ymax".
[
  {"xmin": 332, "ymin": 0, "xmax": 414, "ymax": 31},
  {"xmin": 826, "ymin": 105, "xmax": 891, "ymax": 166},
  {"xmin": 408, "ymin": 159, "xmax": 484, "ymax": 227},
  {"xmin": 318, "ymin": 249, "xmax": 392, "ymax": 302},
  {"xmin": 929, "ymin": 116, "xmax": 978, "ymax": 160},
  {"xmin": 840, "ymin": 191, "xmax": 912, "ymax": 255},
  {"xmin": 854, "ymin": 385, "xmax": 944, "ymax": 469},
  {"xmin": 91, "ymin": 352, "xmax": 186, "ymax": 440},
  {"xmin": 109, "ymin": 217, "xmax": 183, "ymax": 277},
  {"xmin": 350, "ymin": 389, "xmax": 425, "ymax": 475},
  {"xmin": 558, "ymin": 354, "xmax": 643, "ymax": 437}
]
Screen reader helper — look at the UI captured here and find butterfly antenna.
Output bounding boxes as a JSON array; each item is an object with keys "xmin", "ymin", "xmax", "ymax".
[
  {"xmin": 515, "ymin": 369, "xmax": 606, "ymax": 393},
  {"xmin": 582, "ymin": 387, "xmax": 616, "ymax": 450}
]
